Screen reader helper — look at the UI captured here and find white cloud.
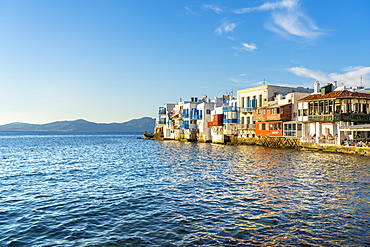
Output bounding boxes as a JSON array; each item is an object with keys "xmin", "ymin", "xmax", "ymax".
[
  {"xmin": 288, "ymin": 66, "xmax": 370, "ymax": 87},
  {"xmin": 241, "ymin": 42, "xmax": 257, "ymax": 52},
  {"xmin": 215, "ymin": 21, "xmax": 237, "ymax": 35},
  {"xmin": 203, "ymin": 4, "xmax": 222, "ymax": 14},
  {"xmin": 232, "ymin": 43, "xmax": 257, "ymax": 54},
  {"xmin": 234, "ymin": 0, "xmax": 323, "ymax": 40},
  {"xmin": 288, "ymin": 67, "xmax": 329, "ymax": 82}
]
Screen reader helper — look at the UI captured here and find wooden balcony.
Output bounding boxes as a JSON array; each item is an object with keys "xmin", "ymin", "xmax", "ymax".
[
  {"xmin": 208, "ymin": 114, "xmax": 223, "ymax": 127},
  {"xmin": 307, "ymin": 113, "xmax": 370, "ymax": 123},
  {"xmin": 254, "ymin": 113, "xmax": 292, "ymax": 122}
]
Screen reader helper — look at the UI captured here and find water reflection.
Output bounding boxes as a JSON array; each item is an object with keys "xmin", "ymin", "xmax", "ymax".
[{"xmin": 154, "ymin": 141, "xmax": 370, "ymax": 246}]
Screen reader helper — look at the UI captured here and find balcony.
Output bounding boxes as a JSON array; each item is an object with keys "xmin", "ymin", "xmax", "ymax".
[
  {"xmin": 255, "ymin": 113, "xmax": 292, "ymax": 122},
  {"xmin": 223, "ymin": 106, "xmax": 239, "ymax": 112},
  {"xmin": 170, "ymin": 112, "xmax": 180, "ymax": 118},
  {"xmin": 191, "ymin": 128, "xmax": 199, "ymax": 133},
  {"xmin": 238, "ymin": 124, "xmax": 255, "ymax": 130},
  {"xmin": 190, "ymin": 110, "xmax": 202, "ymax": 120},
  {"xmin": 180, "ymin": 124, "xmax": 189, "ymax": 129},
  {"xmin": 223, "ymin": 119, "xmax": 238, "ymax": 124},
  {"xmin": 181, "ymin": 113, "xmax": 189, "ymax": 118},
  {"xmin": 158, "ymin": 107, "xmax": 166, "ymax": 115},
  {"xmin": 157, "ymin": 119, "xmax": 166, "ymax": 125},
  {"xmin": 240, "ymin": 107, "xmax": 256, "ymax": 113},
  {"xmin": 307, "ymin": 113, "xmax": 370, "ymax": 123},
  {"xmin": 208, "ymin": 114, "xmax": 223, "ymax": 127}
]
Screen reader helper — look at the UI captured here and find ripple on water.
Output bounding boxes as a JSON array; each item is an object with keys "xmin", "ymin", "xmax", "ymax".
[{"xmin": 0, "ymin": 134, "xmax": 370, "ymax": 246}]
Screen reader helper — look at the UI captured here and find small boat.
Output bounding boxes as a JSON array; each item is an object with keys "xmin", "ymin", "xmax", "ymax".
[{"xmin": 143, "ymin": 131, "xmax": 154, "ymax": 139}]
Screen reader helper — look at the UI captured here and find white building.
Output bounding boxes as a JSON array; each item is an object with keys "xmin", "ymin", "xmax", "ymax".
[{"xmin": 298, "ymin": 82, "xmax": 370, "ymax": 145}]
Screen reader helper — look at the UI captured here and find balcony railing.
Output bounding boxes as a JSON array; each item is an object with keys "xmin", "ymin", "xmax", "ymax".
[
  {"xmin": 223, "ymin": 106, "xmax": 239, "ymax": 112},
  {"xmin": 180, "ymin": 124, "xmax": 189, "ymax": 129},
  {"xmin": 238, "ymin": 124, "xmax": 255, "ymax": 130},
  {"xmin": 158, "ymin": 107, "xmax": 166, "ymax": 115},
  {"xmin": 223, "ymin": 119, "xmax": 238, "ymax": 124},
  {"xmin": 240, "ymin": 107, "xmax": 256, "ymax": 113},
  {"xmin": 157, "ymin": 119, "xmax": 166, "ymax": 125},
  {"xmin": 307, "ymin": 113, "xmax": 370, "ymax": 122},
  {"xmin": 190, "ymin": 114, "xmax": 202, "ymax": 120},
  {"xmin": 181, "ymin": 113, "xmax": 189, "ymax": 118}
]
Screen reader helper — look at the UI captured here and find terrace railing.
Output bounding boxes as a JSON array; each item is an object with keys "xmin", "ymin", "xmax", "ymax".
[
  {"xmin": 308, "ymin": 113, "xmax": 370, "ymax": 123},
  {"xmin": 238, "ymin": 124, "xmax": 255, "ymax": 130}
]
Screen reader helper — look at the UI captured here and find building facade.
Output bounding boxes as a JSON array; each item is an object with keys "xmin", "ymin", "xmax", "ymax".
[{"xmin": 237, "ymin": 85, "xmax": 313, "ymax": 138}]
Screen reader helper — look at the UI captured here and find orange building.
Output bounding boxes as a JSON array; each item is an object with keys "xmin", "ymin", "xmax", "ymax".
[{"xmin": 254, "ymin": 104, "xmax": 292, "ymax": 136}]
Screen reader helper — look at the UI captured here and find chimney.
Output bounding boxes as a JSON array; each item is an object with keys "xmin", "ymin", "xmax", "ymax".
[
  {"xmin": 313, "ymin": 81, "xmax": 320, "ymax": 94},
  {"xmin": 331, "ymin": 81, "xmax": 337, "ymax": 88}
]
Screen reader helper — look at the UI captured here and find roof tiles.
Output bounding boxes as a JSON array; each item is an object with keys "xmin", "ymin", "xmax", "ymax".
[{"xmin": 298, "ymin": 90, "xmax": 370, "ymax": 101}]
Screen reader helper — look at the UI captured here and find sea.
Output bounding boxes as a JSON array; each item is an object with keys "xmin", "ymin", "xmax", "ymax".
[{"xmin": 0, "ymin": 132, "xmax": 369, "ymax": 246}]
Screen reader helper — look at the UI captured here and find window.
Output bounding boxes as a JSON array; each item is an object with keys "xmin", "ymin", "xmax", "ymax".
[
  {"xmin": 261, "ymin": 123, "xmax": 266, "ymax": 130},
  {"xmin": 259, "ymin": 95, "xmax": 263, "ymax": 107},
  {"xmin": 241, "ymin": 117, "xmax": 245, "ymax": 124},
  {"xmin": 241, "ymin": 97, "xmax": 245, "ymax": 108},
  {"xmin": 206, "ymin": 109, "xmax": 211, "ymax": 114}
]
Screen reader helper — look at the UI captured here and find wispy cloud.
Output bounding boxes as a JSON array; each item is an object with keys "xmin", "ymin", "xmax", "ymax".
[
  {"xmin": 288, "ymin": 66, "xmax": 370, "ymax": 87},
  {"xmin": 233, "ymin": 42, "xmax": 257, "ymax": 55},
  {"xmin": 184, "ymin": 6, "xmax": 197, "ymax": 15},
  {"xmin": 234, "ymin": 0, "xmax": 296, "ymax": 13},
  {"xmin": 229, "ymin": 77, "xmax": 255, "ymax": 86},
  {"xmin": 229, "ymin": 77, "xmax": 267, "ymax": 86},
  {"xmin": 215, "ymin": 21, "xmax": 237, "ymax": 35},
  {"xmin": 234, "ymin": 0, "xmax": 323, "ymax": 40},
  {"xmin": 203, "ymin": 4, "xmax": 223, "ymax": 14}
]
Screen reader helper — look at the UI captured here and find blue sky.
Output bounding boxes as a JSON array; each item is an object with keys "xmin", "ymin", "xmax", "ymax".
[{"xmin": 0, "ymin": 0, "xmax": 369, "ymax": 124}]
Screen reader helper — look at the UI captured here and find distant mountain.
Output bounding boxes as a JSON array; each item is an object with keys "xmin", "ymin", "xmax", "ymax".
[{"xmin": 0, "ymin": 117, "xmax": 156, "ymax": 132}]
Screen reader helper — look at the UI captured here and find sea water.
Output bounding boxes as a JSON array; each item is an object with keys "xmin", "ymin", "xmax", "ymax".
[{"xmin": 0, "ymin": 132, "xmax": 369, "ymax": 246}]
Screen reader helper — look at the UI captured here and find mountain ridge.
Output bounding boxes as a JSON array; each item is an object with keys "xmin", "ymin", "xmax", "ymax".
[{"xmin": 0, "ymin": 117, "xmax": 155, "ymax": 132}]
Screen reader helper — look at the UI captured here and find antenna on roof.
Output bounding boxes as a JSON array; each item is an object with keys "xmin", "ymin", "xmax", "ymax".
[
  {"xmin": 361, "ymin": 75, "xmax": 363, "ymax": 88},
  {"xmin": 263, "ymin": 78, "xmax": 266, "ymax": 85}
]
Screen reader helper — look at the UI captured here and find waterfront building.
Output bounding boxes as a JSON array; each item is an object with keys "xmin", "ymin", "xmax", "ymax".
[
  {"xmin": 237, "ymin": 85, "xmax": 313, "ymax": 138},
  {"xmin": 208, "ymin": 95, "xmax": 238, "ymax": 143},
  {"xmin": 156, "ymin": 96, "xmax": 227, "ymax": 142},
  {"xmin": 298, "ymin": 81, "xmax": 370, "ymax": 145},
  {"xmin": 191, "ymin": 96, "xmax": 218, "ymax": 142},
  {"xmin": 174, "ymin": 97, "xmax": 201, "ymax": 141},
  {"xmin": 156, "ymin": 103, "xmax": 176, "ymax": 139},
  {"xmin": 253, "ymin": 92, "xmax": 312, "ymax": 137}
]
